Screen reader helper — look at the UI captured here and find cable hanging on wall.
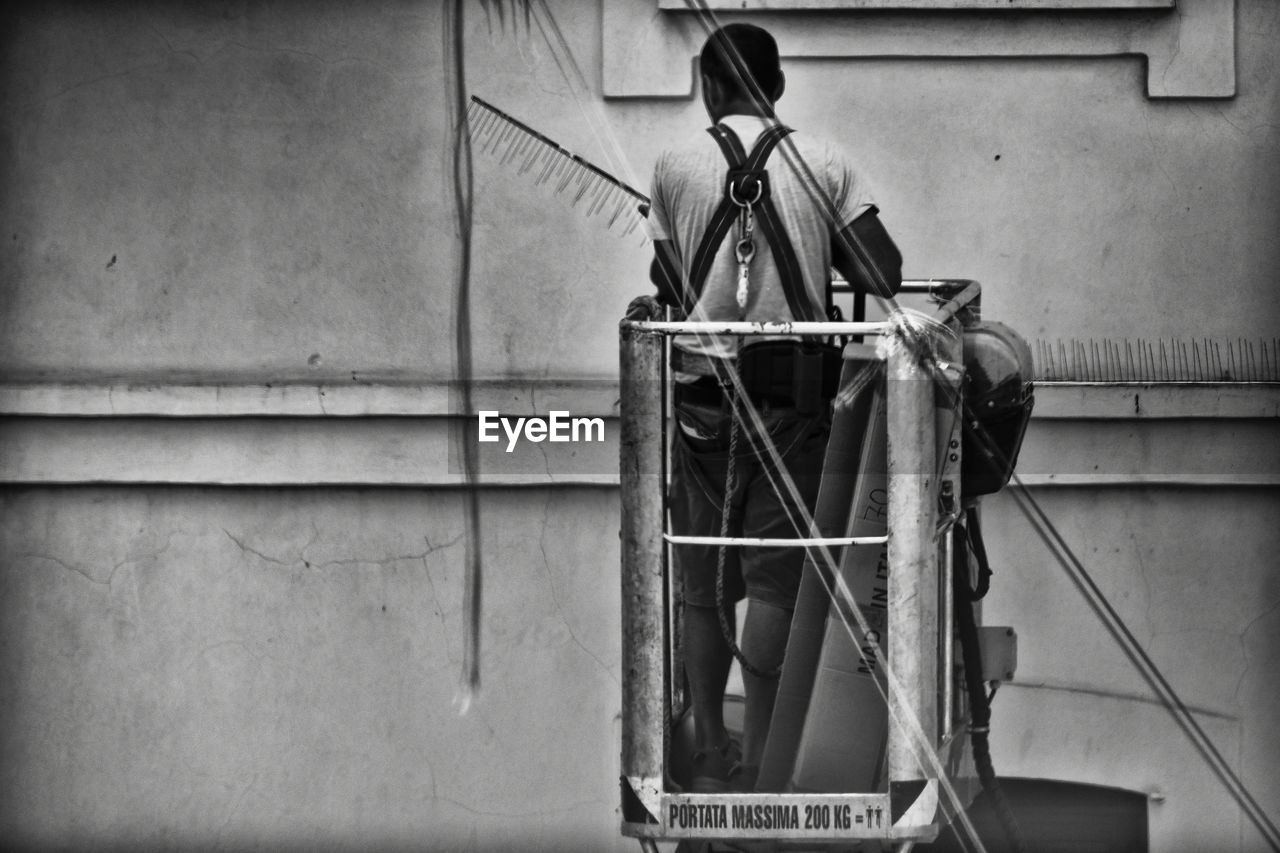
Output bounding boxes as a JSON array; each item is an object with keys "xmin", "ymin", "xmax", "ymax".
[{"xmin": 444, "ymin": 0, "xmax": 485, "ymax": 713}]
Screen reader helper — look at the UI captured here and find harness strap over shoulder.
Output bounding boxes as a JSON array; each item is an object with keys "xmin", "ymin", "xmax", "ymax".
[{"xmin": 683, "ymin": 124, "xmax": 816, "ymax": 322}]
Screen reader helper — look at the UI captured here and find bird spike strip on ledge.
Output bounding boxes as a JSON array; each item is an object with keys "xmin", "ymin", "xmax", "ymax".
[
  {"xmin": 1034, "ymin": 337, "xmax": 1280, "ymax": 383},
  {"xmin": 466, "ymin": 95, "xmax": 650, "ymax": 242}
]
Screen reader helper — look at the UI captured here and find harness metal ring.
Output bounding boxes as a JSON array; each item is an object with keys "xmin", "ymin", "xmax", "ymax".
[{"xmin": 729, "ymin": 175, "xmax": 765, "ymax": 208}]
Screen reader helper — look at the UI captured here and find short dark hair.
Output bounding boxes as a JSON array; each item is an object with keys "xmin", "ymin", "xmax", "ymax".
[{"xmin": 699, "ymin": 24, "xmax": 781, "ymax": 101}]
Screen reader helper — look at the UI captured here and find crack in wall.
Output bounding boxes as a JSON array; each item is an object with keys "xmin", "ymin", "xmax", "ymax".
[
  {"xmin": 1158, "ymin": 1, "xmax": 1185, "ymax": 89},
  {"xmin": 530, "ymin": 385, "xmax": 554, "ymax": 480},
  {"xmin": 214, "ymin": 772, "xmax": 261, "ymax": 842},
  {"xmin": 222, "ymin": 527, "xmax": 462, "ymax": 573},
  {"xmin": 1233, "ymin": 596, "xmax": 1280, "ymax": 706},
  {"xmin": 1128, "ymin": 519, "xmax": 1157, "ymax": 642},
  {"xmin": 30, "ymin": 61, "xmax": 170, "ymax": 113},
  {"xmin": 222, "ymin": 528, "xmax": 293, "ymax": 567},
  {"xmin": 183, "ymin": 639, "xmax": 275, "ymax": 685},
  {"xmin": 419, "ymin": 532, "xmax": 466, "ymax": 671},
  {"xmin": 145, "ymin": 24, "xmax": 202, "ymax": 65},
  {"xmin": 22, "ymin": 535, "xmax": 174, "ymax": 590},
  {"xmin": 429, "ymin": 793, "xmax": 610, "ymax": 820},
  {"xmin": 537, "ymin": 495, "xmax": 618, "ymax": 685},
  {"xmin": 218, "ymin": 39, "xmax": 413, "ymax": 81}
]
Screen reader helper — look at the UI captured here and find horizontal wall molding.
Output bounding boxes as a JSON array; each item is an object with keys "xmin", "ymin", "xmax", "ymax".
[
  {"xmin": 0, "ymin": 375, "xmax": 622, "ymax": 419},
  {"xmin": 1011, "ymin": 474, "xmax": 1280, "ymax": 488},
  {"xmin": 0, "ymin": 417, "xmax": 622, "ymax": 487},
  {"xmin": 0, "ymin": 381, "xmax": 1277, "ymax": 487},
  {"xmin": 604, "ymin": 0, "xmax": 1234, "ymax": 99},
  {"xmin": 2, "ymin": 377, "xmax": 1277, "ymax": 419},
  {"xmin": 1029, "ymin": 383, "xmax": 1280, "ymax": 420}
]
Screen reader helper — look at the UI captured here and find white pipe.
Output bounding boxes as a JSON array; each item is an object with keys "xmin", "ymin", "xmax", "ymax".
[
  {"xmin": 664, "ymin": 534, "xmax": 888, "ymax": 547},
  {"xmin": 629, "ymin": 320, "xmax": 890, "ymax": 336}
]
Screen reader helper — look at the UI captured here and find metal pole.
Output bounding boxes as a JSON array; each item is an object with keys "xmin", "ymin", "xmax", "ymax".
[
  {"xmin": 619, "ymin": 322, "xmax": 667, "ymax": 818},
  {"xmin": 885, "ymin": 331, "xmax": 939, "ymax": 783},
  {"xmin": 940, "ymin": 529, "xmax": 954, "ymax": 744},
  {"xmin": 935, "ymin": 325, "xmax": 965, "ymax": 747}
]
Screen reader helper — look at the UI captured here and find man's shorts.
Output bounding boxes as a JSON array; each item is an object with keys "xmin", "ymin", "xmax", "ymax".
[{"xmin": 669, "ymin": 399, "xmax": 829, "ymax": 611}]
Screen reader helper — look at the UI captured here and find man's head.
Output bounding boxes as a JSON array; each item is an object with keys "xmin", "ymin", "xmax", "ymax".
[{"xmin": 699, "ymin": 24, "xmax": 785, "ymax": 118}]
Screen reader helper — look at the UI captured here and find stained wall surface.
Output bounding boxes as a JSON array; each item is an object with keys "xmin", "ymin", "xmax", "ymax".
[{"xmin": 1, "ymin": 1, "xmax": 1277, "ymax": 851}]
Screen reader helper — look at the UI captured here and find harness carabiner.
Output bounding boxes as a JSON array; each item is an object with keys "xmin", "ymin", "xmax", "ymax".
[{"xmin": 734, "ymin": 207, "xmax": 756, "ymax": 312}]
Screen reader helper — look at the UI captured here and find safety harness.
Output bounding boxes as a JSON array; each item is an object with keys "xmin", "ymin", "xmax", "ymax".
[
  {"xmin": 676, "ymin": 123, "xmax": 844, "ymax": 413},
  {"xmin": 683, "ymin": 122, "xmax": 839, "ymax": 680},
  {"xmin": 681, "ymin": 123, "xmax": 817, "ymax": 321}
]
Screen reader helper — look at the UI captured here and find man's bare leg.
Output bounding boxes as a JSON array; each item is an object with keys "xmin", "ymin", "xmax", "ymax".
[
  {"xmin": 739, "ymin": 598, "xmax": 792, "ymax": 770},
  {"xmin": 683, "ymin": 602, "xmax": 734, "ymax": 752}
]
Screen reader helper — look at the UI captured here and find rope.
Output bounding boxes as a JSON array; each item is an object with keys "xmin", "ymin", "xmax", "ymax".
[{"xmin": 713, "ymin": 395, "xmax": 782, "ymax": 680}]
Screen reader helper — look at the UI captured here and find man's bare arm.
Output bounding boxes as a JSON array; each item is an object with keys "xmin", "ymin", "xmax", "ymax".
[
  {"xmin": 833, "ymin": 210, "xmax": 902, "ymax": 299},
  {"xmin": 650, "ymin": 239, "xmax": 684, "ymax": 307}
]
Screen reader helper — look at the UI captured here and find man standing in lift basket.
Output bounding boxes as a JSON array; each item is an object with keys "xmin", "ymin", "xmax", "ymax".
[{"xmin": 644, "ymin": 23, "xmax": 903, "ymax": 793}]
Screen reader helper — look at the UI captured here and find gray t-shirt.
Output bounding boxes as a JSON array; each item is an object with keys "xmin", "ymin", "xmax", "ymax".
[{"xmin": 647, "ymin": 114, "xmax": 876, "ymax": 361}]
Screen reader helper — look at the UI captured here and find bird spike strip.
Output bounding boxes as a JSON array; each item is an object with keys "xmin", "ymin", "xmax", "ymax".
[
  {"xmin": 1034, "ymin": 337, "xmax": 1280, "ymax": 383},
  {"xmin": 466, "ymin": 95, "xmax": 651, "ymax": 242}
]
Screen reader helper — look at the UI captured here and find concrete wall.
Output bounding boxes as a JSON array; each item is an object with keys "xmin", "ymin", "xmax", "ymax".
[
  {"xmin": 1, "ymin": 0, "xmax": 1277, "ymax": 850},
  {"xmin": 0, "ymin": 486, "xmax": 624, "ymax": 850}
]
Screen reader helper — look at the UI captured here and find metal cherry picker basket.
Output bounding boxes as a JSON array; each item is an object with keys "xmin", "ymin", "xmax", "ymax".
[{"xmin": 618, "ymin": 281, "xmax": 1031, "ymax": 853}]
